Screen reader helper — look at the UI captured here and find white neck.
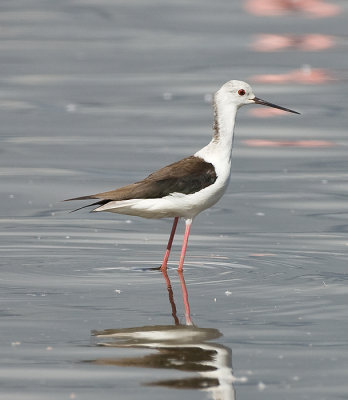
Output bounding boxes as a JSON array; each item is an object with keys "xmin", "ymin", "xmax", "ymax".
[{"xmin": 195, "ymin": 91, "xmax": 238, "ymax": 164}]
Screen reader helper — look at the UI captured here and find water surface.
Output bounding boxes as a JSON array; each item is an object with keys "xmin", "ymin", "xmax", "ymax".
[{"xmin": 1, "ymin": 1, "xmax": 348, "ymax": 399}]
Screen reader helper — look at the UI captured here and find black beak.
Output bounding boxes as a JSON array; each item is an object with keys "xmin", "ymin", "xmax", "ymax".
[{"xmin": 253, "ymin": 97, "xmax": 300, "ymax": 115}]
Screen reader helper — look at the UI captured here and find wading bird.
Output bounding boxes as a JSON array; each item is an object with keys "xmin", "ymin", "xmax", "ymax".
[{"xmin": 65, "ymin": 80, "xmax": 299, "ymax": 271}]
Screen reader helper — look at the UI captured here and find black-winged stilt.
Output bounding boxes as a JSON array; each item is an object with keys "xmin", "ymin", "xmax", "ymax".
[{"xmin": 65, "ymin": 80, "xmax": 299, "ymax": 271}]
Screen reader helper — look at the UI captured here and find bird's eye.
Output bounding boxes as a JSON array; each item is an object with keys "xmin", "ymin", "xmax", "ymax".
[{"xmin": 238, "ymin": 89, "xmax": 246, "ymax": 96}]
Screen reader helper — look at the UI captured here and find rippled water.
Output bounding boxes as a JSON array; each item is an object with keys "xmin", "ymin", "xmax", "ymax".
[{"xmin": 1, "ymin": 1, "xmax": 348, "ymax": 399}]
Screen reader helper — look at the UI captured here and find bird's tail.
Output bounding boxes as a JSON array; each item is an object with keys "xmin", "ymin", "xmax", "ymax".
[{"xmin": 64, "ymin": 196, "xmax": 108, "ymax": 213}]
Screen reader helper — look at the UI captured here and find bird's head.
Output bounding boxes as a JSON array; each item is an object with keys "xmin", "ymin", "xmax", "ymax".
[{"xmin": 217, "ymin": 80, "xmax": 300, "ymax": 114}]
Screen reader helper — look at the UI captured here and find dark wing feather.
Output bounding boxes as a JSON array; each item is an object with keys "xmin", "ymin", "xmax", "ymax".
[{"xmin": 65, "ymin": 156, "xmax": 217, "ymax": 205}]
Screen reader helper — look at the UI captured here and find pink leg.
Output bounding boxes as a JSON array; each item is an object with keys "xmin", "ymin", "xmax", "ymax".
[
  {"xmin": 160, "ymin": 217, "xmax": 179, "ymax": 270},
  {"xmin": 178, "ymin": 270, "xmax": 193, "ymax": 326},
  {"xmin": 177, "ymin": 218, "xmax": 192, "ymax": 272}
]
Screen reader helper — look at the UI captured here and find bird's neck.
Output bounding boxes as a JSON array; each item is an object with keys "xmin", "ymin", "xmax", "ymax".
[
  {"xmin": 212, "ymin": 92, "xmax": 238, "ymax": 149},
  {"xmin": 196, "ymin": 93, "xmax": 237, "ymax": 163}
]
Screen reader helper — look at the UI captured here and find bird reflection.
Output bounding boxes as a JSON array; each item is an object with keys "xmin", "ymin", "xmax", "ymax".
[{"xmin": 89, "ymin": 270, "xmax": 236, "ymax": 400}]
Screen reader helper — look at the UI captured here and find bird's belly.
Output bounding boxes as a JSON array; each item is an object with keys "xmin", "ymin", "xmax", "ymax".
[{"xmin": 97, "ymin": 177, "xmax": 229, "ymax": 219}]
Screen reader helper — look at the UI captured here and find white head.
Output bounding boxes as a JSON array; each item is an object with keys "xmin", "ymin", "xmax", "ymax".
[
  {"xmin": 217, "ymin": 80, "xmax": 255, "ymax": 108},
  {"xmin": 216, "ymin": 80, "xmax": 299, "ymax": 114}
]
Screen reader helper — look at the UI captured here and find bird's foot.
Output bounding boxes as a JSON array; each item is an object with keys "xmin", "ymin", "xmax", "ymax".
[{"xmin": 160, "ymin": 263, "xmax": 168, "ymax": 272}]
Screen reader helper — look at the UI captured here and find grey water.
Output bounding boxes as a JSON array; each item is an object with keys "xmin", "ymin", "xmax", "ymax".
[{"xmin": 1, "ymin": 1, "xmax": 348, "ymax": 399}]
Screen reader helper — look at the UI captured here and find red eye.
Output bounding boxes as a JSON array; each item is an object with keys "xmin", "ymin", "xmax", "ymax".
[{"xmin": 238, "ymin": 89, "xmax": 246, "ymax": 96}]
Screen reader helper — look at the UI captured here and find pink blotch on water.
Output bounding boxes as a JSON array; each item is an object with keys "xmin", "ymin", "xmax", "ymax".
[
  {"xmin": 243, "ymin": 139, "xmax": 335, "ymax": 148},
  {"xmin": 299, "ymin": 0, "xmax": 341, "ymax": 18},
  {"xmin": 245, "ymin": 0, "xmax": 297, "ymax": 16},
  {"xmin": 298, "ymin": 34, "xmax": 335, "ymax": 51},
  {"xmin": 252, "ymin": 34, "xmax": 294, "ymax": 51},
  {"xmin": 249, "ymin": 108, "xmax": 293, "ymax": 117},
  {"xmin": 252, "ymin": 34, "xmax": 335, "ymax": 52},
  {"xmin": 244, "ymin": 0, "xmax": 340, "ymax": 18},
  {"xmin": 251, "ymin": 67, "xmax": 333, "ymax": 84}
]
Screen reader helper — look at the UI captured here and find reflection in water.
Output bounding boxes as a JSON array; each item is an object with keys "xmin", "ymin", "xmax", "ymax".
[{"xmin": 89, "ymin": 270, "xmax": 237, "ymax": 399}]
